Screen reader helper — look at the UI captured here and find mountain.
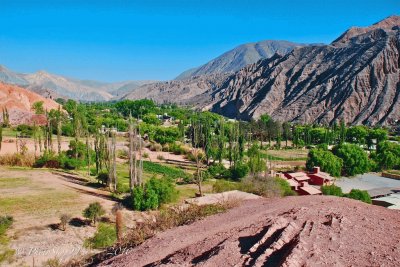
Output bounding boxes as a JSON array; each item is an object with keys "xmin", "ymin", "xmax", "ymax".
[
  {"xmin": 0, "ymin": 66, "xmax": 155, "ymax": 102},
  {"xmin": 205, "ymin": 16, "xmax": 400, "ymax": 125},
  {"xmin": 175, "ymin": 40, "xmax": 310, "ymax": 80},
  {"xmin": 125, "ymin": 16, "xmax": 400, "ymax": 126},
  {"xmin": 0, "ymin": 82, "xmax": 61, "ymax": 125}
]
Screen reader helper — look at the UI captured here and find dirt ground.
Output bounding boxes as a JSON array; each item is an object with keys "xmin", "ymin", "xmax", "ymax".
[
  {"xmin": 101, "ymin": 196, "xmax": 400, "ymax": 267},
  {"xmin": 0, "ymin": 167, "xmax": 118, "ymax": 266},
  {"xmin": 0, "ymin": 138, "xmax": 71, "ymax": 156}
]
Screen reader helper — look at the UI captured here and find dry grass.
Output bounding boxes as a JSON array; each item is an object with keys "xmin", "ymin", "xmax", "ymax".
[
  {"xmin": 0, "ymin": 177, "xmax": 31, "ymax": 189},
  {"xmin": 0, "ymin": 153, "xmax": 35, "ymax": 167}
]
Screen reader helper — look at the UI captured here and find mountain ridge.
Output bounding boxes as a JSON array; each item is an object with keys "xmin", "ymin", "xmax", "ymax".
[{"xmin": 175, "ymin": 40, "xmax": 315, "ymax": 80}]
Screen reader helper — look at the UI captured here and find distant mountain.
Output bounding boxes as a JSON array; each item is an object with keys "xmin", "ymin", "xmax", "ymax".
[
  {"xmin": 206, "ymin": 16, "xmax": 400, "ymax": 125},
  {"xmin": 0, "ymin": 82, "xmax": 61, "ymax": 125},
  {"xmin": 0, "ymin": 66, "xmax": 155, "ymax": 102},
  {"xmin": 124, "ymin": 16, "xmax": 400, "ymax": 126},
  {"xmin": 175, "ymin": 40, "xmax": 312, "ymax": 80},
  {"xmin": 122, "ymin": 73, "xmax": 230, "ymax": 106}
]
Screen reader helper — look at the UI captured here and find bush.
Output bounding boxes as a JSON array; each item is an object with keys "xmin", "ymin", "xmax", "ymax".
[
  {"xmin": 59, "ymin": 214, "xmax": 71, "ymax": 231},
  {"xmin": 15, "ymin": 124, "xmax": 33, "ymax": 137},
  {"xmin": 117, "ymin": 149, "xmax": 128, "ymax": 159},
  {"xmin": 0, "ymin": 153, "xmax": 35, "ymax": 167},
  {"xmin": 83, "ymin": 202, "xmax": 106, "ymax": 225},
  {"xmin": 321, "ymin": 185, "xmax": 343, "ymax": 196},
  {"xmin": 131, "ymin": 177, "xmax": 178, "ymax": 211},
  {"xmin": 97, "ymin": 172, "xmax": 109, "ymax": 185},
  {"xmin": 157, "ymin": 154, "xmax": 165, "ymax": 161},
  {"xmin": 43, "ymin": 258, "xmax": 61, "ymax": 267},
  {"xmin": 229, "ymin": 163, "xmax": 249, "ymax": 180},
  {"xmin": 212, "ymin": 180, "xmax": 239, "ymax": 193},
  {"xmin": 0, "ymin": 216, "xmax": 13, "ymax": 236},
  {"xmin": 239, "ymin": 175, "xmax": 295, "ymax": 197},
  {"xmin": 34, "ymin": 152, "xmax": 60, "ymax": 168},
  {"xmin": 345, "ymin": 189, "xmax": 372, "ymax": 204},
  {"xmin": 85, "ymin": 223, "xmax": 117, "ymax": 249},
  {"xmin": 208, "ymin": 163, "xmax": 227, "ymax": 178},
  {"xmin": 150, "ymin": 143, "xmax": 162, "ymax": 152}
]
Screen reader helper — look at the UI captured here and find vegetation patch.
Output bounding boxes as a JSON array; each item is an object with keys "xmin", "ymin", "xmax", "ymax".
[
  {"xmin": 0, "ymin": 177, "xmax": 31, "ymax": 189},
  {"xmin": 85, "ymin": 223, "xmax": 117, "ymax": 249}
]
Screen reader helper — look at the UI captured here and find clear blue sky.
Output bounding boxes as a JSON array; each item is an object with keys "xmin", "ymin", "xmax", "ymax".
[{"xmin": 0, "ymin": 0, "xmax": 398, "ymax": 82}]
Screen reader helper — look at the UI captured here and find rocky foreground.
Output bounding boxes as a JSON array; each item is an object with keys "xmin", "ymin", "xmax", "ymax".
[{"xmin": 101, "ymin": 196, "xmax": 400, "ymax": 267}]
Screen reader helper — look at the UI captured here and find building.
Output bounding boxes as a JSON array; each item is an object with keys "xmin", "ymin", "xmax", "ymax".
[
  {"xmin": 307, "ymin": 167, "xmax": 334, "ymax": 186},
  {"xmin": 279, "ymin": 166, "xmax": 334, "ymax": 195}
]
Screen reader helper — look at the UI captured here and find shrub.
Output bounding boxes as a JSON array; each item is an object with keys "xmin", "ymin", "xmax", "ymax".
[
  {"xmin": 157, "ymin": 154, "xmax": 165, "ymax": 161},
  {"xmin": 85, "ymin": 223, "xmax": 117, "ymax": 249},
  {"xmin": 345, "ymin": 189, "xmax": 372, "ymax": 204},
  {"xmin": 143, "ymin": 152, "xmax": 149, "ymax": 158},
  {"xmin": 34, "ymin": 152, "xmax": 60, "ymax": 168},
  {"xmin": 83, "ymin": 202, "xmax": 106, "ymax": 225},
  {"xmin": 132, "ymin": 187, "xmax": 145, "ymax": 211},
  {"xmin": 0, "ymin": 216, "xmax": 13, "ymax": 236},
  {"xmin": 229, "ymin": 163, "xmax": 249, "ymax": 180},
  {"xmin": 131, "ymin": 177, "xmax": 177, "ymax": 211},
  {"xmin": 239, "ymin": 175, "xmax": 295, "ymax": 197},
  {"xmin": 43, "ymin": 258, "xmax": 61, "ymax": 267},
  {"xmin": 321, "ymin": 185, "xmax": 343, "ymax": 196},
  {"xmin": 0, "ymin": 153, "xmax": 35, "ymax": 167},
  {"xmin": 208, "ymin": 163, "xmax": 227, "ymax": 178},
  {"xmin": 15, "ymin": 124, "xmax": 33, "ymax": 136},
  {"xmin": 59, "ymin": 214, "xmax": 71, "ymax": 231},
  {"xmin": 116, "ymin": 149, "xmax": 128, "ymax": 159},
  {"xmin": 97, "ymin": 172, "xmax": 109, "ymax": 185},
  {"xmin": 150, "ymin": 143, "xmax": 162, "ymax": 152},
  {"xmin": 212, "ymin": 180, "xmax": 239, "ymax": 193}
]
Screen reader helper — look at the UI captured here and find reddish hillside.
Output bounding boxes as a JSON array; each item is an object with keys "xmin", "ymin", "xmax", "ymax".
[
  {"xmin": 101, "ymin": 196, "xmax": 400, "ymax": 267},
  {"xmin": 0, "ymin": 82, "xmax": 61, "ymax": 125}
]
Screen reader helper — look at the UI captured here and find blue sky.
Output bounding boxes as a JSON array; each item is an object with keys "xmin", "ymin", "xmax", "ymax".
[{"xmin": 0, "ymin": 0, "xmax": 398, "ymax": 82}]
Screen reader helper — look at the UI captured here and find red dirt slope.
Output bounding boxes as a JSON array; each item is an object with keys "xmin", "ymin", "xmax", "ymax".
[
  {"xmin": 0, "ymin": 82, "xmax": 60, "ymax": 125},
  {"xmin": 101, "ymin": 196, "xmax": 400, "ymax": 267}
]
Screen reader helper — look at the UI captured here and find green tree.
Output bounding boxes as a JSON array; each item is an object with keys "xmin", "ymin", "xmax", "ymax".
[
  {"xmin": 306, "ymin": 149, "xmax": 343, "ymax": 177},
  {"xmin": 247, "ymin": 143, "xmax": 266, "ymax": 175},
  {"xmin": 83, "ymin": 202, "xmax": 105, "ymax": 225},
  {"xmin": 346, "ymin": 126, "xmax": 368, "ymax": 145},
  {"xmin": 32, "ymin": 101, "xmax": 45, "ymax": 114},
  {"xmin": 375, "ymin": 141, "xmax": 400, "ymax": 170},
  {"xmin": 332, "ymin": 144, "xmax": 369, "ymax": 176}
]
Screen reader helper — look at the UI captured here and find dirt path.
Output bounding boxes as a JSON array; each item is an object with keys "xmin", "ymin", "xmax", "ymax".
[{"xmin": 101, "ymin": 196, "xmax": 400, "ymax": 267}]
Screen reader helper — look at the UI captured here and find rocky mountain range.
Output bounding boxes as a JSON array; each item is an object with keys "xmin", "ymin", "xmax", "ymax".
[
  {"xmin": 175, "ymin": 40, "xmax": 308, "ymax": 80},
  {"xmin": 124, "ymin": 16, "xmax": 400, "ymax": 126},
  {"xmin": 0, "ymin": 65, "xmax": 153, "ymax": 102}
]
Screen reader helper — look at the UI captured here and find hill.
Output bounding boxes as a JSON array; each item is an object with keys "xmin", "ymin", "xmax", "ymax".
[
  {"xmin": 100, "ymin": 196, "xmax": 400, "ymax": 266},
  {"xmin": 0, "ymin": 82, "xmax": 60, "ymax": 125}
]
